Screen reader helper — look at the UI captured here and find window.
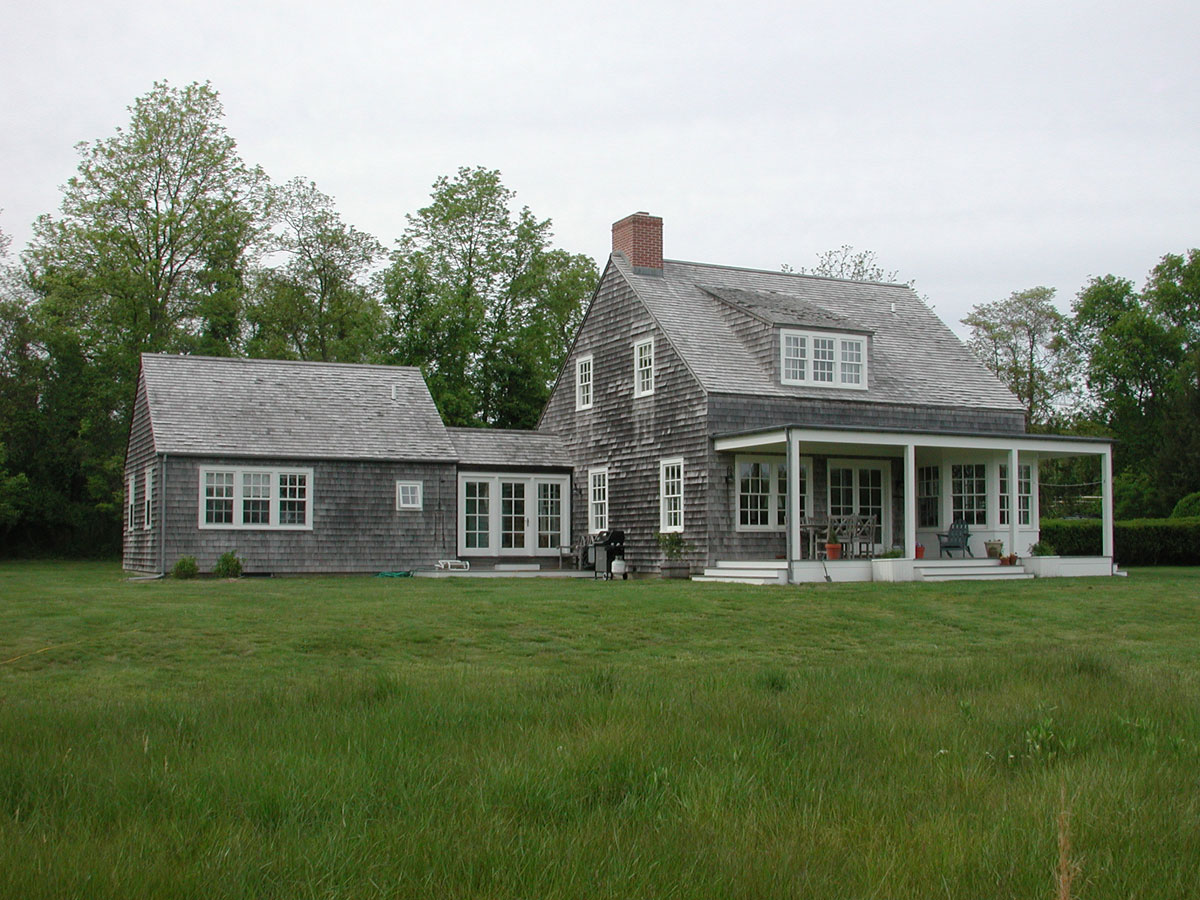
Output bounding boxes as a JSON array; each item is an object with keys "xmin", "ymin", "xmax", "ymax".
[
  {"xmin": 589, "ymin": 467, "xmax": 608, "ymax": 533},
  {"xmin": 142, "ymin": 469, "xmax": 154, "ymax": 530},
  {"xmin": 464, "ymin": 481, "xmax": 490, "ymax": 549},
  {"xmin": 659, "ymin": 458, "xmax": 683, "ymax": 532},
  {"xmin": 736, "ymin": 455, "xmax": 811, "ymax": 531},
  {"xmin": 999, "ymin": 464, "xmax": 1033, "ymax": 526},
  {"xmin": 917, "ymin": 465, "xmax": 940, "ymax": 529},
  {"xmin": 634, "ymin": 338, "xmax": 654, "ymax": 397},
  {"xmin": 951, "ymin": 463, "xmax": 987, "ymax": 526},
  {"xmin": 127, "ymin": 474, "xmax": 137, "ymax": 530},
  {"xmin": 395, "ymin": 481, "xmax": 423, "ymax": 510},
  {"xmin": 780, "ymin": 330, "xmax": 868, "ymax": 389},
  {"xmin": 243, "ymin": 472, "xmax": 271, "ymax": 524},
  {"xmin": 576, "ymin": 355, "xmax": 593, "ymax": 410},
  {"xmin": 199, "ymin": 467, "xmax": 313, "ymax": 529}
]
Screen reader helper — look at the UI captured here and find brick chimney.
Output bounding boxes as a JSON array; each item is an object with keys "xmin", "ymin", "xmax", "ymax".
[{"xmin": 612, "ymin": 211, "xmax": 663, "ymax": 273}]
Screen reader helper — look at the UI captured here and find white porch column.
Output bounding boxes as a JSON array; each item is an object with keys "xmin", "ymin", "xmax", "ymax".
[
  {"xmin": 904, "ymin": 443, "xmax": 917, "ymax": 557},
  {"xmin": 1101, "ymin": 446, "xmax": 1115, "ymax": 559},
  {"xmin": 786, "ymin": 428, "xmax": 798, "ymax": 580},
  {"xmin": 1008, "ymin": 447, "xmax": 1019, "ymax": 558}
]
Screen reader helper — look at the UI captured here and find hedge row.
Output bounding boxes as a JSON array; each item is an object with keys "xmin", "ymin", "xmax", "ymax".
[{"xmin": 1040, "ymin": 517, "xmax": 1200, "ymax": 566}]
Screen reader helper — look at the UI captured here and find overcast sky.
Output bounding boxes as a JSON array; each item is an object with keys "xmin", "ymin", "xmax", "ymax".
[{"xmin": 2, "ymin": 0, "xmax": 1197, "ymax": 335}]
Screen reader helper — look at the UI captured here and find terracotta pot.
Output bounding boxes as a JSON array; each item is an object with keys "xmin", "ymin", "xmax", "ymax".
[
  {"xmin": 825, "ymin": 543, "xmax": 842, "ymax": 561},
  {"xmin": 915, "ymin": 546, "xmax": 925, "ymax": 560}
]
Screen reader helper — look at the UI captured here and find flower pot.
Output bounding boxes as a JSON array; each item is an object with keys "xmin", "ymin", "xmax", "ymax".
[
  {"xmin": 825, "ymin": 543, "xmax": 842, "ymax": 561},
  {"xmin": 660, "ymin": 560, "xmax": 690, "ymax": 579},
  {"xmin": 914, "ymin": 545, "xmax": 925, "ymax": 560},
  {"xmin": 985, "ymin": 540, "xmax": 1004, "ymax": 559}
]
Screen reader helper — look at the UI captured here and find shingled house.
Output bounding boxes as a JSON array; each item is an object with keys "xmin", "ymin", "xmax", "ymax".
[
  {"xmin": 536, "ymin": 212, "xmax": 1115, "ymax": 582},
  {"xmin": 124, "ymin": 212, "xmax": 1115, "ymax": 581},
  {"xmin": 123, "ymin": 355, "xmax": 570, "ymax": 574}
]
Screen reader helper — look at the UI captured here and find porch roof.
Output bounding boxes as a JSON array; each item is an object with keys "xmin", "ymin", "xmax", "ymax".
[{"xmin": 713, "ymin": 423, "xmax": 1113, "ymax": 458}]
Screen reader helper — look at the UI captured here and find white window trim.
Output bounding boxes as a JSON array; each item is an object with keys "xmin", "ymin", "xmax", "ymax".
[
  {"xmin": 589, "ymin": 466, "xmax": 609, "ymax": 534},
  {"xmin": 659, "ymin": 457, "xmax": 683, "ymax": 533},
  {"xmin": 734, "ymin": 455, "xmax": 812, "ymax": 533},
  {"xmin": 143, "ymin": 468, "xmax": 154, "ymax": 531},
  {"xmin": 396, "ymin": 480, "xmax": 423, "ymax": 511},
  {"xmin": 198, "ymin": 466, "xmax": 314, "ymax": 531},
  {"xmin": 127, "ymin": 473, "xmax": 137, "ymax": 531},
  {"xmin": 576, "ymin": 354, "xmax": 594, "ymax": 411},
  {"xmin": 999, "ymin": 462, "xmax": 1036, "ymax": 527},
  {"xmin": 634, "ymin": 338, "xmax": 654, "ymax": 398},
  {"xmin": 779, "ymin": 329, "xmax": 869, "ymax": 390},
  {"xmin": 456, "ymin": 472, "xmax": 570, "ymax": 556}
]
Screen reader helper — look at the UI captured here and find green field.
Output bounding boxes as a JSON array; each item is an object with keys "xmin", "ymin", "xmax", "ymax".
[{"xmin": 2, "ymin": 563, "xmax": 1200, "ymax": 898}]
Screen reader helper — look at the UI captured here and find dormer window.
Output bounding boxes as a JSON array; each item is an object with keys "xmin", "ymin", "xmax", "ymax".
[{"xmin": 780, "ymin": 329, "xmax": 867, "ymax": 390}]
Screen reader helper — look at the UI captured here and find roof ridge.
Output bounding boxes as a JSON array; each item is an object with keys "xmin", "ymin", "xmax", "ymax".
[
  {"xmin": 664, "ymin": 258, "xmax": 914, "ymax": 289},
  {"xmin": 142, "ymin": 353, "xmax": 422, "ymax": 374}
]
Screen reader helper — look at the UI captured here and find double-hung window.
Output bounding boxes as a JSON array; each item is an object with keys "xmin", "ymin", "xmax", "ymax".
[
  {"xmin": 999, "ymin": 464, "xmax": 1033, "ymax": 526},
  {"xmin": 917, "ymin": 465, "xmax": 940, "ymax": 529},
  {"xmin": 143, "ymin": 469, "xmax": 154, "ymax": 530},
  {"xmin": 950, "ymin": 463, "xmax": 987, "ymax": 526},
  {"xmin": 127, "ymin": 474, "xmax": 137, "ymax": 530},
  {"xmin": 576, "ymin": 355, "xmax": 593, "ymax": 410},
  {"xmin": 200, "ymin": 467, "xmax": 313, "ymax": 530},
  {"xmin": 634, "ymin": 338, "xmax": 654, "ymax": 397},
  {"xmin": 589, "ymin": 467, "xmax": 609, "ymax": 533},
  {"xmin": 780, "ymin": 330, "xmax": 868, "ymax": 389},
  {"xmin": 659, "ymin": 458, "xmax": 683, "ymax": 532}
]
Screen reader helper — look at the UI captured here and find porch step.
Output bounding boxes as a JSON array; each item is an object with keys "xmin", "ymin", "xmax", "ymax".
[
  {"xmin": 914, "ymin": 559, "xmax": 1033, "ymax": 582},
  {"xmin": 694, "ymin": 561, "xmax": 788, "ymax": 586}
]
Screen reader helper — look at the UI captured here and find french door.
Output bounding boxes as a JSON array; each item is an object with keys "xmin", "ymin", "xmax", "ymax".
[
  {"xmin": 459, "ymin": 473, "xmax": 570, "ymax": 556},
  {"xmin": 827, "ymin": 461, "xmax": 889, "ymax": 550}
]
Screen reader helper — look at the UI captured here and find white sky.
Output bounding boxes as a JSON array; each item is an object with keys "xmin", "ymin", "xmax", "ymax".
[{"xmin": 2, "ymin": 0, "xmax": 1197, "ymax": 335}]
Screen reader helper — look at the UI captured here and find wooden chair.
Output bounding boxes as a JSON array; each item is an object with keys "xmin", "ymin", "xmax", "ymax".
[
  {"xmin": 852, "ymin": 515, "xmax": 878, "ymax": 559},
  {"xmin": 936, "ymin": 519, "xmax": 973, "ymax": 558}
]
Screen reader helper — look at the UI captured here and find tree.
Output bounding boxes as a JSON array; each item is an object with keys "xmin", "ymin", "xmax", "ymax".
[
  {"xmin": 26, "ymin": 80, "xmax": 268, "ymax": 374},
  {"xmin": 380, "ymin": 167, "xmax": 597, "ymax": 427},
  {"xmin": 962, "ymin": 287, "xmax": 1071, "ymax": 424},
  {"xmin": 783, "ymin": 245, "xmax": 903, "ymax": 283},
  {"xmin": 246, "ymin": 178, "xmax": 384, "ymax": 362}
]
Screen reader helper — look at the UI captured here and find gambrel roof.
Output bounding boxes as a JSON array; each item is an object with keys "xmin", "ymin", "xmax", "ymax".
[
  {"xmin": 139, "ymin": 354, "xmax": 458, "ymax": 461},
  {"xmin": 612, "ymin": 253, "xmax": 1024, "ymax": 412}
]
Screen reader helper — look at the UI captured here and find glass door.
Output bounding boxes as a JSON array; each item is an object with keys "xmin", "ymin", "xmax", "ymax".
[{"xmin": 500, "ymin": 481, "xmax": 527, "ymax": 553}]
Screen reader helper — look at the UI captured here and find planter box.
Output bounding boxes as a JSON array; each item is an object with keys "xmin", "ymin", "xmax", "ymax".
[
  {"xmin": 871, "ymin": 558, "xmax": 916, "ymax": 582},
  {"xmin": 660, "ymin": 560, "xmax": 691, "ymax": 579}
]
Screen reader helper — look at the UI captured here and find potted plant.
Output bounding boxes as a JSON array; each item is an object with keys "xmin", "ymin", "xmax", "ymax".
[
  {"xmin": 655, "ymin": 532, "xmax": 691, "ymax": 579},
  {"xmin": 914, "ymin": 542, "xmax": 925, "ymax": 560},
  {"xmin": 824, "ymin": 523, "xmax": 842, "ymax": 561},
  {"xmin": 999, "ymin": 552, "xmax": 1019, "ymax": 566},
  {"xmin": 985, "ymin": 539, "xmax": 1004, "ymax": 559}
]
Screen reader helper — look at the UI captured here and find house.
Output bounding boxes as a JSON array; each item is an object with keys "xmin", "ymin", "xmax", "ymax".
[
  {"xmin": 123, "ymin": 212, "xmax": 1115, "ymax": 582},
  {"xmin": 536, "ymin": 212, "xmax": 1115, "ymax": 582},
  {"xmin": 123, "ymin": 355, "xmax": 571, "ymax": 574}
]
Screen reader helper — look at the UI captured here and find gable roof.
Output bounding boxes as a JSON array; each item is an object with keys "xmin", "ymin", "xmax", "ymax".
[
  {"xmin": 447, "ymin": 427, "xmax": 570, "ymax": 469},
  {"xmin": 611, "ymin": 253, "xmax": 1024, "ymax": 412},
  {"xmin": 140, "ymin": 354, "xmax": 458, "ymax": 461}
]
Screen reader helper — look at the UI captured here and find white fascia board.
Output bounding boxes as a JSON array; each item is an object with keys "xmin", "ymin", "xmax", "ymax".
[
  {"xmin": 713, "ymin": 430, "xmax": 788, "ymax": 452},
  {"xmin": 719, "ymin": 428, "xmax": 1111, "ymax": 456}
]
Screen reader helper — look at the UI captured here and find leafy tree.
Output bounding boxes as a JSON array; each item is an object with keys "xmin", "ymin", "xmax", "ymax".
[
  {"xmin": 1144, "ymin": 249, "xmax": 1200, "ymax": 350},
  {"xmin": 246, "ymin": 178, "xmax": 384, "ymax": 362},
  {"xmin": 962, "ymin": 287, "xmax": 1070, "ymax": 424},
  {"xmin": 380, "ymin": 167, "xmax": 597, "ymax": 427}
]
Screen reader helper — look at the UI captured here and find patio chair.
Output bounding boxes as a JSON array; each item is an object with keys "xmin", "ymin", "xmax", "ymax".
[
  {"xmin": 936, "ymin": 519, "xmax": 973, "ymax": 558},
  {"xmin": 852, "ymin": 514, "xmax": 878, "ymax": 559}
]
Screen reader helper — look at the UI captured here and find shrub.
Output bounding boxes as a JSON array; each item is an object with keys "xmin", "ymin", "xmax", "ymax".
[
  {"xmin": 1171, "ymin": 491, "xmax": 1200, "ymax": 519},
  {"xmin": 1040, "ymin": 518, "xmax": 1200, "ymax": 566},
  {"xmin": 171, "ymin": 556, "xmax": 199, "ymax": 579},
  {"xmin": 655, "ymin": 532, "xmax": 689, "ymax": 560},
  {"xmin": 213, "ymin": 551, "xmax": 243, "ymax": 579},
  {"xmin": 1029, "ymin": 541, "xmax": 1056, "ymax": 556}
]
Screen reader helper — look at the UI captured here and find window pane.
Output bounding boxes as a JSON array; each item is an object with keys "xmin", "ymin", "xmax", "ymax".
[
  {"xmin": 951, "ymin": 464, "xmax": 987, "ymax": 526},
  {"xmin": 243, "ymin": 472, "xmax": 271, "ymax": 525},
  {"xmin": 205, "ymin": 472, "xmax": 234, "ymax": 525},
  {"xmin": 840, "ymin": 340, "xmax": 862, "ymax": 385},
  {"xmin": 917, "ymin": 466, "xmax": 940, "ymax": 529},
  {"xmin": 537, "ymin": 483, "xmax": 561, "ymax": 549},
  {"xmin": 279, "ymin": 473, "xmax": 308, "ymax": 525},
  {"xmin": 465, "ymin": 481, "xmax": 490, "ymax": 548},
  {"xmin": 783, "ymin": 334, "xmax": 806, "ymax": 382},
  {"xmin": 812, "ymin": 338, "xmax": 835, "ymax": 382}
]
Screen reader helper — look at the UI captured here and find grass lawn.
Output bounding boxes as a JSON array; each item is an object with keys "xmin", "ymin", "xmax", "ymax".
[{"xmin": 2, "ymin": 563, "xmax": 1200, "ymax": 898}]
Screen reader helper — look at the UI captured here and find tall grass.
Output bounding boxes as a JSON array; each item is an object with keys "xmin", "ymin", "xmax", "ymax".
[{"xmin": 2, "ymin": 563, "xmax": 1200, "ymax": 897}]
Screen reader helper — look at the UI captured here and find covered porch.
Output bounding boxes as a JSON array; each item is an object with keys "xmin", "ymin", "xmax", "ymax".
[{"xmin": 710, "ymin": 424, "xmax": 1115, "ymax": 584}]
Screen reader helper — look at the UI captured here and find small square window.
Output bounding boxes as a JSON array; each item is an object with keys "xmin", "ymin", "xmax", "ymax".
[{"xmin": 396, "ymin": 481, "xmax": 423, "ymax": 510}]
